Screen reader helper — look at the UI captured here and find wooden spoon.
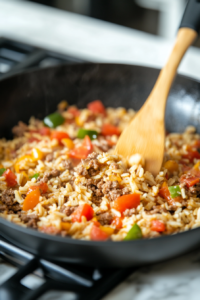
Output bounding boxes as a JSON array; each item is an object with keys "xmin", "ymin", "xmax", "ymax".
[{"xmin": 115, "ymin": 28, "xmax": 197, "ymax": 176}]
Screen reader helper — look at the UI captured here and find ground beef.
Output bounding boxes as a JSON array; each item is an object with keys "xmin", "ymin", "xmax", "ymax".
[
  {"xmin": 41, "ymin": 170, "xmax": 60, "ymax": 182},
  {"xmin": 20, "ymin": 214, "xmax": 39, "ymax": 228},
  {"xmin": 91, "ymin": 196, "xmax": 102, "ymax": 206},
  {"xmin": 10, "ymin": 204, "xmax": 21, "ymax": 212},
  {"xmin": 0, "ymin": 204, "xmax": 7, "ymax": 211},
  {"xmin": 12, "ymin": 121, "xmax": 28, "ymax": 137},
  {"xmin": 2, "ymin": 189, "xmax": 15, "ymax": 206},
  {"xmin": 188, "ymin": 183, "xmax": 200, "ymax": 196},
  {"xmin": 76, "ymin": 152, "xmax": 100, "ymax": 176},
  {"xmin": 108, "ymin": 189, "xmax": 123, "ymax": 201},
  {"xmin": 76, "ymin": 166, "xmax": 88, "ymax": 176},
  {"xmin": 97, "ymin": 143, "xmax": 110, "ymax": 152},
  {"xmin": 62, "ymin": 160, "xmax": 73, "ymax": 170},
  {"xmin": 46, "ymin": 153, "xmax": 54, "ymax": 162},
  {"xmin": 60, "ymin": 205, "xmax": 77, "ymax": 216},
  {"xmin": 1, "ymin": 189, "xmax": 21, "ymax": 214},
  {"xmin": 97, "ymin": 212, "xmax": 113, "ymax": 225}
]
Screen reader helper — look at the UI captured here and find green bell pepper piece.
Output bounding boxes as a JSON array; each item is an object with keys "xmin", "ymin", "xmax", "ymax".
[
  {"xmin": 77, "ymin": 128, "xmax": 98, "ymax": 140},
  {"xmin": 44, "ymin": 112, "xmax": 65, "ymax": 128},
  {"xmin": 124, "ymin": 223, "xmax": 142, "ymax": 241},
  {"xmin": 0, "ymin": 168, "xmax": 6, "ymax": 176},
  {"xmin": 168, "ymin": 185, "xmax": 181, "ymax": 198},
  {"xmin": 29, "ymin": 173, "xmax": 40, "ymax": 179}
]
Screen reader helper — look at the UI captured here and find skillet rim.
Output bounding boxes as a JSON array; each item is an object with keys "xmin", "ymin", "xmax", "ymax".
[
  {"xmin": 0, "ymin": 62, "xmax": 200, "ymax": 247},
  {"xmin": 1, "ymin": 211, "xmax": 200, "ymax": 246}
]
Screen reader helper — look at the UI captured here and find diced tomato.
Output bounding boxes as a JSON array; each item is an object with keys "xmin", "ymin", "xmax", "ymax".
[
  {"xmin": 92, "ymin": 219, "xmax": 101, "ymax": 227},
  {"xmin": 71, "ymin": 204, "xmax": 94, "ymax": 223},
  {"xmin": 39, "ymin": 127, "xmax": 51, "ymax": 136},
  {"xmin": 151, "ymin": 220, "xmax": 166, "ymax": 232},
  {"xmin": 180, "ymin": 175, "xmax": 200, "ymax": 188},
  {"xmin": 113, "ymin": 194, "xmax": 140, "ymax": 213},
  {"xmin": 3, "ymin": 169, "xmax": 17, "ymax": 187},
  {"xmin": 192, "ymin": 140, "xmax": 200, "ymax": 148},
  {"xmin": 69, "ymin": 135, "xmax": 93, "ymax": 159},
  {"xmin": 112, "ymin": 217, "xmax": 123, "ymax": 229},
  {"xmin": 51, "ymin": 131, "xmax": 69, "ymax": 144},
  {"xmin": 87, "ymin": 100, "xmax": 106, "ymax": 115},
  {"xmin": 83, "ymin": 135, "xmax": 93, "ymax": 151},
  {"xmin": 183, "ymin": 150, "xmax": 200, "ymax": 162},
  {"xmin": 23, "ymin": 188, "xmax": 40, "ymax": 211},
  {"xmin": 158, "ymin": 182, "xmax": 182, "ymax": 205},
  {"xmin": 67, "ymin": 107, "xmax": 80, "ymax": 117},
  {"xmin": 159, "ymin": 182, "xmax": 171, "ymax": 202},
  {"xmin": 90, "ymin": 225, "xmax": 109, "ymax": 241},
  {"xmin": 101, "ymin": 124, "xmax": 120, "ymax": 136},
  {"xmin": 28, "ymin": 182, "xmax": 48, "ymax": 194}
]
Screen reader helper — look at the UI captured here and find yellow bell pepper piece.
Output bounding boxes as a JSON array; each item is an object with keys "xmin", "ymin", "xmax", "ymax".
[
  {"xmin": 164, "ymin": 160, "xmax": 179, "ymax": 173},
  {"xmin": 193, "ymin": 161, "xmax": 200, "ymax": 170},
  {"xmin": 32, "ymin": 148, "xmax": 44, "ymax": 161},
  {"xmin": 75, "ymin": 116, "xmax": 83, "ymax": 127},
  {"xmin": 21, "ymin": 171, "xmax": 29, "ymax": 186},
  {"xmin": 100, "ymin": 226, "xmax": 114, "ymax": 235},
  {"xmin": 61, "ymin": 222, "xmax": 72, "ymax": 231},
  {"xmin": 61, "ymin": 138, "xmax": 74, "ymax": 149},
  {"xmin": 14, "ymin": 155, "xmax": 33, "ymax": 173}
]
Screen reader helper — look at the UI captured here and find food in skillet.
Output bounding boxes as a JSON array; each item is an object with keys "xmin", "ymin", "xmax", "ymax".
[{"xmin": 0, "ymin": 100, "xmax": 200, "ymax": 241}]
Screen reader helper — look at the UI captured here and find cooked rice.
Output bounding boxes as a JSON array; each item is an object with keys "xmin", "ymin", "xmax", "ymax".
[{"xmin": 1, "ymin": 101, "xmax": 200, "ymax": 241}]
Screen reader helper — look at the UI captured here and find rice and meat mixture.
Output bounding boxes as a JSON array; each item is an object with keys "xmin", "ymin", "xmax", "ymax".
[{"xmin": 1, "ymin": 99, "xmax": 200, "ymax": 241}]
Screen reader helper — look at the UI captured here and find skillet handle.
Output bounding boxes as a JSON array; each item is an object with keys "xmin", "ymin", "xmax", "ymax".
[{"xmin": 180, "ymin": 0, "xmax": 200, "ymax": 33}]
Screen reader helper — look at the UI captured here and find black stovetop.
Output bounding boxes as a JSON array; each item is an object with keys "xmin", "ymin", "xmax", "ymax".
[{"xmin": 0, "ymin": 37, "xmax": 135, "ymax": 300}]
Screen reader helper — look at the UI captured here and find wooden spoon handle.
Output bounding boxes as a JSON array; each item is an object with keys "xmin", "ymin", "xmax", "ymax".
[{"xmin": 146, "ymin": 28, "xmax": 197, "ymax": 112}]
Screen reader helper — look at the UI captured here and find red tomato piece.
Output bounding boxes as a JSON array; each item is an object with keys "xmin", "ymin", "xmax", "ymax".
[
  {"xmin": 113, "ymin": 194, "xmax": 140, "ymax": 213},
  {"xmin": 92, "ymin": 220, "xmax": 101, "ymax": 227},
  {"xmin": 159, "ymin": 182, "xmax": 171, "ymax": 202},
  {"xmin": 151, "ymin": 220, "xmax": 166, "ymax": 232},
  {"xmin": 180, "ymin": 175, "xmax": 200, "ymax": 188},
  {"xmin": 101, "ymin": 124, "xmax": 121, "ymax": 136},
  {"xmin": 67, "ymin": 107, "xmax": 80, "ymax": 117},
  {"xmin": 39, "ymin": 127, "xmax": 51, "ymax": 136},
  {"xmin": 28, "ymin": 182, "xmax": 48, "ymax": 194},
  {"xmin": 87, "ymin": 100, "xmax": 106, "ymax": 115},
  {"xmin": 112, "ymin": 217, "xmax": 123, "ymax": 229},
  {"xmin": 23, "ymin": 188, "xmax": 40, "ymax": 211},
  {"xmin": 90, "ymin": 225, "xmax": 109, "ymax": 241},
  {"xmin": 51, "ymin": 131, "xmax": 69, "ymax": 144},
  {"xmin": 82, "ymin": 135, "xmax": 93, "ymax": 151},
  {"xmin": 69, "ymin": 135, "xmax": 93, "ymax": 159},
  {"xmin": 3, "ymin": 169, "xmax": 17, "ymax": 187},
  {"xmin": 193, "ymin": 140, "xmax": 200, "ymax": 148},
  {"xmin": 183, "ymin": 150, "xmax": 200, "ymax": 162},
  {"xmin": 158, "ymin": 182, "xmax": 181, "ymax": 206},
  {"xmin": 71, "ymin": 204, "xmax": 94, "ymax": 223}
]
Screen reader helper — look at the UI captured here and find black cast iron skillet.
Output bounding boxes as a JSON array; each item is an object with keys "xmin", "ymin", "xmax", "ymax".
[{"xmin": 1, "ymin": 62, "xmax": 200, "ymax": 268}]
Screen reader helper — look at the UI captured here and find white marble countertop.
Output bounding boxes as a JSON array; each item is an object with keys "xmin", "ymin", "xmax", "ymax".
[{"xmin": 0, "ymin": 0, "xmax": 200, "ymax": 299}]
